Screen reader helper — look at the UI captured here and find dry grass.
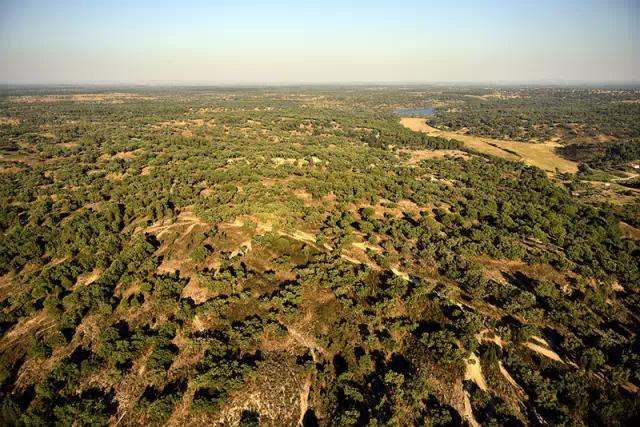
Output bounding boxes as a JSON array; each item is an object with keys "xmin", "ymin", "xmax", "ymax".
[
  {"xmin": 155, "ymin": 119, "xmax": 216, "ymax": 129},
  {"xmin": 212, "ymin": 358, "xmax": 305, "ymax": 427},
  {"xmin": 620, "ymin": 222, "xmax": 640, "ymax": 240},
  {"xmin": 0, "ymin": 166, "xmax": 22, "ymax": 174},
  {"xmin": 143, "ymin": 208, "xmax": 212, "ymax": 281},
  {"xmin": 0, "ymin": 117, "xmax": 20, "ymax": 126},
  {"xmin": 98, "ymin": 149, "xmax": 141, "ymax": 161},
  {"xmin": 114, "ymin": 150, "xmax": 141, "ymax": 160},
  {"xmin": 400, "ymin": 117, "xmax": 578, "ymax": 174},
  {"xmin": 180, "ymin": 276, "xmax": 216, "ymax": 304},
  {"xmin": 0, "ymin": 153, "xmax": 46, "ymax": 166},
  {"xmin": 352, "ymin": 198, "xmax": 426, "ymax": 221},
  {"xmin": 474, "ymin": 255, "xmax": 572, "ymax": 289},
  {"xmin": 1, "ymin": 312, "xmax": 52, "ymax": 348},
  {"xmin": 292, "ymin": 188, "xmax": 314, "ymax": 205},
  {"xmin": 340, "ymin": 242, "xmax": 380, "ymax": 270},
  {"xmin": 75, "ymin": 268, "xmax": 102, "ymax": 287}
]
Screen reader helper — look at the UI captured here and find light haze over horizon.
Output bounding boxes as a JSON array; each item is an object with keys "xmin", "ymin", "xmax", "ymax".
[{"xmin": 1, "ymin": 0, "xmax": 639, "ymax": 85}]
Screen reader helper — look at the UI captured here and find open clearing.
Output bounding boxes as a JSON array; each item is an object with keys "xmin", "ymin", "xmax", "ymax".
[{"xmin": 400, "ymin": 117, "xmax": 578, "ymax": 174}]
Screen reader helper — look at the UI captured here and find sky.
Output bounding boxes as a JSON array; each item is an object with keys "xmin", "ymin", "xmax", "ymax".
[{"xmin": 0, "ymin": 0, "xmax": 638, "ymax": 84}]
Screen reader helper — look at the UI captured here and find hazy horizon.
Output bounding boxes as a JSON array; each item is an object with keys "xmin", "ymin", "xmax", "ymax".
[{"xmin": 1, "ymin": 0, "xmax": 639, "ymax": 85}]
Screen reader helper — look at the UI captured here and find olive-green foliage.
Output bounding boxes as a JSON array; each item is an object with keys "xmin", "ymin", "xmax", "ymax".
[{"xmin": 0, "ymin": 87, "xmax": 638, "ymax": 426}]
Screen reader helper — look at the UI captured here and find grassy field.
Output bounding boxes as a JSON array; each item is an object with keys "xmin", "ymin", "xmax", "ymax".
[{"xmin": 400, "ymin": 117, "xmax": 579, "ymax": 174}]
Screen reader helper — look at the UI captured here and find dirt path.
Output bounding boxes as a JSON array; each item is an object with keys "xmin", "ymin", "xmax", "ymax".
[
  {"xmin": 297, "ymin": 374, "xmax": 312, "ymax": 426},
  {"xmin": 460, "ymin": 352, "xmax": 487, "ymax": 427},
  {"xmin": 400, "ymin": 117, "xmax": 578, "ymax": 174},
  {"xmin": 475, "ymin": 330, "xmax": 526, "ymax": 392},
  {"xmin": 287, "ymin": 326, "xmax": 330, "ymax": 362},
  {"xmin": 463, "ymin": 393, "xmax": 481, "ymax": 427}
]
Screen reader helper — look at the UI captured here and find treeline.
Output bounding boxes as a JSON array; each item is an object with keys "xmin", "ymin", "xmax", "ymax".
[
  {"xmin": 427, "ymin": 88, "xmax": 640, "ymax": 142},
  {"xmin": 558, "ymin": 140, "xmax": 640, "ymax": 170}
]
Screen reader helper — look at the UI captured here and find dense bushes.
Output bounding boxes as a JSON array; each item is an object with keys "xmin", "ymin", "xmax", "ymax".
[{"xmin": 0, "ymin": 87, "xmax": 638, "ymax": 426}]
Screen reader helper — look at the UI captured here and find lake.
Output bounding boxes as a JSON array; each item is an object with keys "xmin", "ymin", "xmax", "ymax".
[{"xmin": 395, "ymin": 107, "xmax": 435, "ymax": 116}]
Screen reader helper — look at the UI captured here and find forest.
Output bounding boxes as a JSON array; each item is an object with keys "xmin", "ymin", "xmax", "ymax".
[
  {"xmin": 426, "ymin": 87, "xmax": 640, "ymax": 142},
  {"xmin": 0, "ymin": 86, "xmax": 639, "ymax": 426}
]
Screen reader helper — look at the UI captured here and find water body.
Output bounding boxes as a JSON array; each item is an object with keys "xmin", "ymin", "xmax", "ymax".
[{"xmin": 395, "ymin": 107, "xmax": 435, "ymax": 116}]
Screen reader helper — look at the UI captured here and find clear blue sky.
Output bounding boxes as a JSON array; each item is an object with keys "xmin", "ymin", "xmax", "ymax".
[{"xmin": 1, "ymin": 0, "xmax": 638, "ymax": 84}]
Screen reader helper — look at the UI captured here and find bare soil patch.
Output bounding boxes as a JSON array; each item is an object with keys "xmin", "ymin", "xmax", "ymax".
[
  {"xmin": 181, "ymin": 275, "xmax": 216, "ymax": 304},
  {"xmin": 620, "ymin": 222, "xmax": 640, "ymax": 240},
  {"xmin": 465, "ymin": 353, "xmax": 488, "ymax": 391},
  {"xmin": 525, "ymin": 337, "xmax": 563, "ymax": 363},
  {"xmin": 75, "ymin": 268, "xmax": 102, "ymax": 288},
  {"xmin": 144, "ymin": 208, "xmax": 211, "ymax": 278}
]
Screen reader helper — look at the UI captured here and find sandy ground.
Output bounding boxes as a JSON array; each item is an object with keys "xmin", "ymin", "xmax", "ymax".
[
  {"xmin": 525, "ymin": 337, "xmax": 563, "ymax": 363},
  {"xmin": 391, "ymin": 267, "xmax": 410, "ymax": 281},
  {"xmin": 461, "ymin": 352, "xmax": 488, "ymax": 427},
  {"xmin": 465, "ymin": 353, "xmax": 488, "ymax": 391},
  {"xmin": 463, "ymin": 394, "xmax": 481, "ymax": 427},
  {"xmin": 400, "ymin": 117, "xmax": 578, "ymax": 174}
]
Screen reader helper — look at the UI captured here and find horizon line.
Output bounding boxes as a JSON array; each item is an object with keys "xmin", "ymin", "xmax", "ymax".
[{"xmin": 3, "ymin": 80, "xmax": 640, "ymax": 88}]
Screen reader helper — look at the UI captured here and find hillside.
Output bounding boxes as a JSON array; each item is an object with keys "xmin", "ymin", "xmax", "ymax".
[{"xmin": 1, "ymin": 87, "xmax": 639, "ymax": 426}]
